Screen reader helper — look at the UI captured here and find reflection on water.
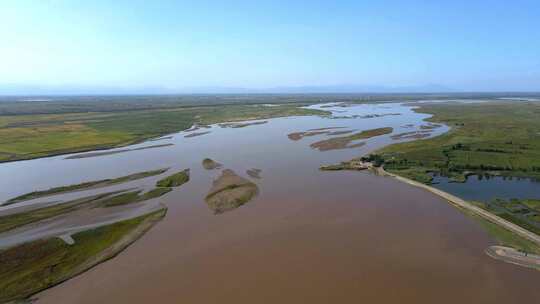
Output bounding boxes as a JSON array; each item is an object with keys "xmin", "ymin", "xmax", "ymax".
[{"xmin": 432, "ymin": 174, "xmax": 540, "ymax": 202}]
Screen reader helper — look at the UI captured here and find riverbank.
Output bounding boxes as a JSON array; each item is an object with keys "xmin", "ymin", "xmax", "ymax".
[
  {"xmin": 320, "ymin": 158, "xmax": 540, "ymax": 265},
  {"xmin": 376, "ymin": 101, "xmax": 540, "ymax": 185},
  {"xmin": 378, "ymin": 166, "xmax": 540, "ymax": 246},
  {"xmin": 0, "ymin": 102, "xmax": 328, "ymax": 163},
  {"xmin": 486, "ymin": 246, "xmax": 540, "ymax": 270},
  {"xmin": 0, "ymin": 208, "xmax": 167, "ymax": 303}
]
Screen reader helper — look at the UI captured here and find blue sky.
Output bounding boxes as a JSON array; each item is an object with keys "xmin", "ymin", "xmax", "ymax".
[{"xmin": 1, "ymin": 0, "xmax": 539, "ymax": 93}]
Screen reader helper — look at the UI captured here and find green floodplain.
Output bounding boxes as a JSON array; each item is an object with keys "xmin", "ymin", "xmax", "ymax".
[
  {"xmin": 352, "ymin": 101, "xmax": 540, "ymax": 255},
  {"xmin": 0, "ymin": 209, "xmax": 167, "ymax": 303},
  {"xmin": 376, "ymin": 101, "xmax": 540, "ymax": 183},
  {"xmin": 0, "ymin": 93, "xmax": 535, "ymax": 163},
  {"xmin": 310, "ymin": 127, "xmax": 393, "ymax": 151},
  {"xmin": 2, "ymin": 94, "xmax": 540, "ymax": 301},
  {"xmin": 0, "ymin": 167, "xmax": 192, "ymax": 302},
  {"xmin": 0, "ymin": 96, "xmax": 331, "ymax": 162},
  {"xmin": 0, "ymin": 168, "xmax": 190, "ymax": 234}
]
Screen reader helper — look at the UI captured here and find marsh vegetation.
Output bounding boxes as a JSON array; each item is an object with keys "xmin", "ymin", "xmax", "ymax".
[
  {"xmin": 0, "ymin": 209, "xmax": 166, "ymax": 303},
  {"xmin": 202, "ymin": 158, "xmax": 222, "ymax": 170},
  {"xmin": 156, "ymin": 169, "xmax": 190, "ymax": 188},
  {"xmin": 2, "ymin": 97, "xmax": 540, "ymax": 303},
  {"xmin": 0, "ymin": 100, "xmax": 327, "ymax": 162},
  {"xmin": 376, "ymin": 102, "xmax": 540, "ymax": 183},
  {"xmin": 205, "ymin": 169, "xmax": 259, "ymax": 214},
  {"xmin": 310, "ymin": 127, "xmax": 393, "ymax": 151}
]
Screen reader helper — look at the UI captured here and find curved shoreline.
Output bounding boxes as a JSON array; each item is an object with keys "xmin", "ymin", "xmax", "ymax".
[
  {"xmin": 378, "ymin": 167, "xmax": 540, "ymax": 246},
  {"xmin": 485, "ymin": 246, "xmax": 540, "ymax": 270}
]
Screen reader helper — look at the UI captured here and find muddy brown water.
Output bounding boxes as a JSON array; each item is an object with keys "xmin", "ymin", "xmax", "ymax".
[
  {"xmin": 36, "ymin": 172, "xmax": 539, "ymax": 303},
  {"xmin": 0, "ymin": 103, "xmax": 537, "ymax": 303}
]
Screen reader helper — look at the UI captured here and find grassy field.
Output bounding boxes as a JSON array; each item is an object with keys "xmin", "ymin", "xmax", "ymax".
[
  {"xmin": 0, "ymin": 209, "xmax": 166, "ymax": 303},
  {"xmin": 370, "ymin": 101, "xmax": 540, "ymax": 252},
  {"xmin": 376, "ymin": 101, "xmax": 540, "ymax": 183},
  {"xmin": 310, "ymin": 127, "xmax": 393, "ymax": 151},
  {"xmin": 482, "ymin": 199, "xmax": 540, "ymax": 234},
  {"xmin": 0, "ymin": 103, "xmax": 327, "ymax": 162},
  {"xmin": 3, "ymin": 93, "xmax": 528, "ymax": 115},
  {"xmin": 467, "ymin": 208, "xmax": 540, "ymax": 255},
  {"xmin": 3, "ymin": 94, "xmax": 540, "ymax": 163},
  {"xmin": 156, "ymin": 169, "xmax": 190, "ymax": 188}
]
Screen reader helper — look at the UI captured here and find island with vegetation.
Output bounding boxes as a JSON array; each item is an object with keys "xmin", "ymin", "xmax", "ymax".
[
  {"xmin": 376, "ymin": 102, "xmax": 540, "ymax": 184},
  {"xmin": 320, "ymin": 101, "xmax": 540, "ymax": 267},
  {"xmin": 310, "ymin": 127, "xmax": 393, "ymax": 151},
  {"xmin": 205, "ymin": 169, "xmax": 259, "ymax": 214},
  {"xmin": 0, "ymin": 165, "xmax": 195, "ymax": 302},
  {"xmin": 0, "ymin": 208, "xmax": 167, "ymax": 303},
  {"xmin": 0, "ymin": 97, "xmax": 330, "ymax": 163},
  {"xmin": 202, "ymin": 158, "xmax": 223, "ymax": 170},
  {"xmin": 155, "ymin": 169, "xmax": 190, "ymax": 187}
]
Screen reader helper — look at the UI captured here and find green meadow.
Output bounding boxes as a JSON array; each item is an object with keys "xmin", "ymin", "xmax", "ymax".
[
  {"xmin": 0, "ymin": 102, "xmax": 327, "ymax": 162},
  {"xmin": 377, "ymin": 101, "xmax": 540, "ymax": 183}
]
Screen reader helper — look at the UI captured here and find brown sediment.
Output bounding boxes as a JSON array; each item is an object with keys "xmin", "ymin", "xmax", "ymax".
[
  {"xmin": 202, "ymin": 158, "xmax": 223, "ymax": 170},
  {"xmin": 184, "ymin": 131, "xmax": 211, "ymax": 138},
  {"xmin": 310, "ymin": 139, "xmax": 365, "ymax": 151},
  {"xmin": 35, "ymin": 167, "xmax": 540, "ymax": 304},
  {"xmin": 288, "ymin": 131, "xmax": 328, "ymax": 141},
  {"xmin": 246, "ymin": 168, "xmax": 262, "ymax": 179},
  {"xmin": 288, "ymin": 127, "xmax": 354, "ymax": 141},
  {"xmin": 379, "ymin": 167, "xmax": 540, "ymax": 246},
  {"xmin": 310, "ymin": 127, "xmax": 393, "ymax": 151},
  {"xmin": 485, "ymin": 246, "xmax": 540, "ymax": 269},
  {"xmin": 218, "ymin": 121, "xmax": 268, "ymax": 128},
  {"xmin": 205, "ymin": 169, "xmax": 259, "ymax": 214},
  {"xmin": 330, "ymin": 113, "xmax": 401, "ymax": 119},
  {"xmin": 391, "ymin": 131, "xmax": 432, "ymax": 140},
  {"xmin": 320, "ymin": 159, "xmax": 540, "ymax": 262},
  {"xmin": 27, "ymin": 105, "xmax": 540, "ymax": 303}
]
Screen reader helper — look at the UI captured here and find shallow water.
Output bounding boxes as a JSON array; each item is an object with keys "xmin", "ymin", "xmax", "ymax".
[
  {"xmin": 0, "ymin": 102, "xmax": 538, "ymax": 303},
  {"xmin": 432, "ymin": 175, "xmax": 540, "ymax": 202}
]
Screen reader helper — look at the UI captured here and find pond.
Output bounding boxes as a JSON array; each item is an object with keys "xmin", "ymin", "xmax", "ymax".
[{"xmin": 431, "ymin": 174, "xmax": 540, "ymax": 202}]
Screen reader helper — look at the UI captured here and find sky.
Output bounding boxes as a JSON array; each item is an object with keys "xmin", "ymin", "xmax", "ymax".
[{"xmin": 0, "ymin": 0, "xmax": 539, "ymax": 93}]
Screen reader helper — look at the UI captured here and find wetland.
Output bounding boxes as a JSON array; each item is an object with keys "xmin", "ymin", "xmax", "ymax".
[{"xmin": 0, "ymin": 98, "xmax": 538, "ymax": 303}]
